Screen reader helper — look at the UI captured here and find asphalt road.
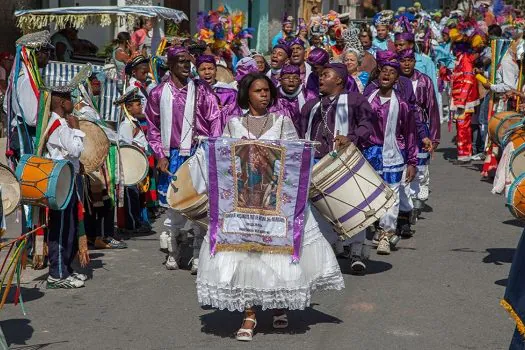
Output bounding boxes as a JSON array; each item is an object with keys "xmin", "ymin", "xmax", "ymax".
[{"xmin": 0, "ymin": 125, "xmax": 521, "ymax": 350}]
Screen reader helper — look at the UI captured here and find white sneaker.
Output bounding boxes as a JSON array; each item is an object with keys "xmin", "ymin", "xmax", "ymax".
[
  {"xmin": 165, "ymin": 255, "xmax": 179, "ymax": 270},
  {"xmin": 377, "ymin": 238, "xmax": 391, "ymax": 255},
  {"xmin": 159, "ymin": 232, "xmax": 169, "ymax": 250},
  {"xmin": 190, "ymin": 258, "xmax": 199, "ymax": 275},
  {"xmin": 70, "ymin": 272, "xmax": 88, "ymax": 282}
]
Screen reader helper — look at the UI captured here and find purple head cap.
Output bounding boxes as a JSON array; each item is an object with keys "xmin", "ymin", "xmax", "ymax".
[
  {"xmin": 281, "ymin": 64, "xmax": 300, "ymax": 76},
  {"xmin": 289, "ymin": 37, "xmax": 305, "ymax": 48},
  {"xmin": 324, "ymin": 63, "xmax": 348, "ymax": 83},
  {"xmin": 282, "ymin": 14, "xmax": 294, "ymax": 25},
  {"xmin": 397, "ymin": 48, "xmax": 415, "ymax": 60},
  {"xmin": 394, "ymin": 32, "xmax": 415, "ymax": 42},
  {"xmin": 235, "ymin": 57, "xmax": 259, "ymax": 82},
  {"xmin": 307, "ymin": 47, "xmax": 330, "ymax": 66},
  {"xmin": 273, "ymin": 42, "xmax": 291, "ymax": 57},
  {"xmin": 442, "ymin": 27, "xmax": 450, "ymax": 35},
  {"xmin": 167, "ymin": 46, "xmax": 189, "ymax": 60},
  {"xmin": 376, "ymin": 50, "xmax": 400, "ymax": 70},
  {"xmin": 196, "ymin": 54, "xmax": 216, "ymax": 68}
]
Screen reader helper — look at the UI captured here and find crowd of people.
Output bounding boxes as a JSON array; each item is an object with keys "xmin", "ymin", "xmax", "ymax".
[{"xmin": 3, "ymin": 0, "xmax": 525, "ymax": 345}]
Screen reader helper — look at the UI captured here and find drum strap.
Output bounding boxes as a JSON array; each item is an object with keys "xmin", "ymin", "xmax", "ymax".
[{"xmin": 42, "ymin": 119, "xmax": 62, "ymax": 145}]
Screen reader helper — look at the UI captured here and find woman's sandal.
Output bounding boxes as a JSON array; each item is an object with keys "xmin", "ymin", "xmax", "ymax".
[
  {"xmin": 273, "ymin": 313, "xmax": 289, "ymax": 329},
  {"xmin": 236, "ymin": 317, "xmax": 257, "ymax": 341}
]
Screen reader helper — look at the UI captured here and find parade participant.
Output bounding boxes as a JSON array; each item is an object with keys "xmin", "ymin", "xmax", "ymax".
[
  {"xmin": 342, "ymin": 27, "xmax": 370, "ymax": 93},
  {"xmin": 196, "ymin": 54, "xmax": 237, "ymax": 108},
  {"xmin": 193, "ymin": 72, "xmax": 344, "ymax": 341},
  {"xmin": 450, "ymin": 41, "xmax": 480, "ymax": 164},
  {"xmin": 46, "ymin": 85, "xmax": 87, "ymax": 289},
  {"xmin": 298, "ymin": 63, "xmax": 376, "ymax": 272},
  {"xmin": 305, "ymin": 47, "xmax": 330, "ymax": 97},
  {"xmin": 394, "ymin": 32, "xmax": 438, "ymax": 97},
  {"xmin": 331, "ymin": 25, "xmax": 347, "ymax": 61},
  {"xmin": 146, "ymin": 45, "xmax": 221, "ymax": 272},
  {"xmin": 5, "ymin": 30, "xmax": 53, "ymax": 157},
  {"xmin": 267, "ymin": 42, "xmax": 291, "ymax": 87},
  {"xmin": 359, "ymin": 28, "xmax": 378, "ymax": 73},
  {"xmin": 270, "ymin": 64, "xmax": 307, "ymax": 124},
  {"xmin": 363, "ymin": 53, "xmax": 417, "ymax": 255},
  {"xmin": 125, "ymin": 55, "xmax": 157, "ymax": 112},
  {"xmin": 118, "ymin": 89, "xmax": 151, "ymax": 234},
  {"xmin": 398, "ymin": 48, "xmax": 440, "ymax": 225},
  {"xmin": 289, "ymin": 37, "xmax": 312, "ymax": 87},
  {"xmin": 250, "ymin": 50, "xmax": 270, "ymax": 74},
  {"xmin": 272, "ymin": 15, "xmax": 295, "ymax": 47},
  {"xmin": 296, "ymin": 18, "xmax": 310, "ymax": 47},
  {"xmin": 372, "ymin": 11, "xmax": 396, "ymax": 51}
]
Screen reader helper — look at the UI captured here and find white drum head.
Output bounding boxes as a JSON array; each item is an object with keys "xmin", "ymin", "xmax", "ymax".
[
  {"xmin": 119, "ymin": 145, "xmax": 149, "ymax": 186},
  {"xmin": 0, "ymin": 164, "xmax": 21, "ymax": 216},
  {"xmin": 56, "ymin": 163, "xmax": 73, "ymax": 209}
]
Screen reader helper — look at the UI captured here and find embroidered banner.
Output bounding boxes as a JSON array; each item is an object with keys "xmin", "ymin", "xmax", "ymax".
[{"xmin": 207, "ymin": 138, "xmax": 315, "ymax": 261}]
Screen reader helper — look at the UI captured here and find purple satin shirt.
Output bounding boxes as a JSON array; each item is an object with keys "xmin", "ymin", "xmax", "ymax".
[
  {"xmin": 305, "ymin": 73, "xmax": 320, "ymax": 98},
  {"xmin": 366, "ymin": 92, "xmax": 418, "ymax": 167},
  {"xmin": 145, "ymin": 76, "xmax": 222, "ymax": 160},
  {"xmin": 409, "ymin": 70, "xmax": 441, "ymax": 144},
  {"xmin": 269, "ymin": 88, "xmax": 308, "ymax": 127},
  {"xmin": 214, "ymin": 86, "xmax": 237, "ymax": 108},
  {"xmin": 298, "ymin": 92, "xmax": 376, "ymax": 159}
]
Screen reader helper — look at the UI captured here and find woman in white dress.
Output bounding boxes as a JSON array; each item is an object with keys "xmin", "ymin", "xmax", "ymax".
[{"xmin": 190, "ymin": 73, "xmax": 344, "ymax": 341}]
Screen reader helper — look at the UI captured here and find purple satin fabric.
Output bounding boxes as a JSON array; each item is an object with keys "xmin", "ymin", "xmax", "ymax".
[
  {"xmin": 410, "ymin": 70, "xmax": 440, "ymax": 143},
  {"xmin": 208, "ymin": 138, "xmax": 219, "ymax": 255},
  {"xmin": 145, "ymin": 76, "xmax": 222, "ymax": 160},
  {"xmin": 214, "ymin": 86, "xmax": 237, "ymax": 107}
]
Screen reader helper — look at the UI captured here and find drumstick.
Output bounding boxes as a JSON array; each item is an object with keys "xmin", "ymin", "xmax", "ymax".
[{"xmin": 0, "ymin": 225, "xmax": 46, "ymax": 250}]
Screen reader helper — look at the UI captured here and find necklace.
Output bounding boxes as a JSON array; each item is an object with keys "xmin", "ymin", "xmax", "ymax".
[{"xmin": 245, "ymin": 113, "xmax": 271, "ymax": 139}]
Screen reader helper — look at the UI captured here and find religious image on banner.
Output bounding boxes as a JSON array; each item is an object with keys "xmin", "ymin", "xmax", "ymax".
[{"xmin": 206, "ymin": 138, "xmax": 315, "ymax": 261}]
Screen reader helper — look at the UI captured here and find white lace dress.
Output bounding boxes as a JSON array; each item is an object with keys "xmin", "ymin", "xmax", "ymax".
[{"xmin": 190, "ymin": 114, "xmax": 344, "ymax": 312}]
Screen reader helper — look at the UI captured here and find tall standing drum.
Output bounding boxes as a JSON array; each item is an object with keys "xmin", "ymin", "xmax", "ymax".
[
  {"xmin": 309, "ymin": 144, "xmax": 395, "ymax": 238},
  {"xmin": 0, "ymin": 164, "xmax": 21, "ymax": 216},
  {"xmin": 118, "ymin": 145, "xmax": 149, "ymax": 186},
  {"xmin": 507, "ymin": 173, "xmax": 525, "ymax": 219},
  {"xmin": 15, "ymin": 155, "xmax": 74, "ymax": 210},
  {"xmin": 488, "ymin": 111, "xmax": 523, "ymax": 146},
  {"xmin": 79, "ymin": 120, "xmax": 110, "ymax": 173},
  {"xmin": 166, "ymin": 159, "xmax": 208, "ymax": 229}
]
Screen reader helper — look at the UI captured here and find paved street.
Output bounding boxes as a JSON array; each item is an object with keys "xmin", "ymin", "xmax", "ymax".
[{"xmin": 1, "ymin": 125, "xmax": 521, "ymax": 350}]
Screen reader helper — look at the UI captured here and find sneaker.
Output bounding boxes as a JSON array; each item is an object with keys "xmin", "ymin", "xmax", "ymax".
[
  {"xmin": 350, "ymin": 257, "xmax": 366, "ymax": 275},
  {"xmin": 70, "ymin": 272, "xmax": 88, "ymax": 282},
  {"xmin": 106, "ymin": 237, "xmax": 127, "ymax": 249},
  {"xmin": 47, "ymin": 275, "xmax": 85, "ymax": 289},
  {"xmin": 398, "ymin": 224, "xmax": 414, "ymax": 238},
  {"xmin": 165, "ymin": 255, "xmax": 179, "ymax": 270},
  {"xmin": 470, "ymin": 153, "xmax": 485, "ymax": 161},
  {"xmin": 190, "ymin": 258, "xmax": 199, "ymax": 275},
  {"xmin": 377, "ymin": 238, "xmax": 391, "ymax": 255}
]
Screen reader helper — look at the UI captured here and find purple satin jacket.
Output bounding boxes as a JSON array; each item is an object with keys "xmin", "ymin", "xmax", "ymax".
[
  {"xmin": 145, "ymin": 75, "xmax": 222, "ymax": 160},
  {"xmin": 365, "ymin": 91, "xmax": 418, "ymax": 167},
  {"xmin": 408, "ymin": 70, "xmax": 441, "ymax": 144}
]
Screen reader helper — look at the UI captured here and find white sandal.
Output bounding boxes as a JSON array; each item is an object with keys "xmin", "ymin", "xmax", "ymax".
[
  {"xmin": 273, "ymin": 313, "xmax": 288, "ymax": 329},
  {"xmin": 236, "ymin": 317, "xmax": 257, "ymax": 341}
]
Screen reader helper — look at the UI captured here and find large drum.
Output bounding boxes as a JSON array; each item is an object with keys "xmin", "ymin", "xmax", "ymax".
[
  {"xmin": 118, "ymin": 145, "xmax": 149, "ymax": 186},
  {"xmin": 79, "ymin": 120, "xmax": 110, "ymax": 173},
  {"xmin": 510, "ymin": 136, "xmax": 525, "ymax": 179},
  {"xmin": 488, "ymin": 111, "xmax": 523, "ymax": 146},
  {"xmin": 507, "ymin": 173, "xmax": 525, "ymax": 219},
  {"xmin": 0, "ymin": 164, "xmax": 21, "ymax": 216},
  {"xmin": 216, "ymin": 65, "xmax": 235, "ymax": 84},
  {"xmin": 309, "ymin": 143, "xmax": 395, "ymax": 238},
  {"xmin": 15, "ymin": 155, "xmax": 74, "ymax": 210},
  {"xmin": 166, "ymin": 159, "xmax": 208, "ymax": 229}
]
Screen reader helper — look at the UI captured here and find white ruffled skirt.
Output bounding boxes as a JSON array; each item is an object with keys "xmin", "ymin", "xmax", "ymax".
[{"xmin": 196, "ymin": 207, "xmax": 345, "ymax": 312}]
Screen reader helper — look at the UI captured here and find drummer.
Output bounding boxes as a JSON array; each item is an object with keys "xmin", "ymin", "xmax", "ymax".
[
  {"xmin": 362, "ymin": 52, "xmax": 417, "ymax": 255},
  {"xmin": 145, "ymin": 45, "xmax": 222, "ymax": 272},
  {"xmin": 118, "ymin": 89, "xmax": 151, "ymax": 234},
  {"xmin": 45, "ymin": 84, "xmax": 88, "ymax": 289},
  {"xmin": 195, "ymin": 54, "xmax": 237, "ymax": 108},
  {"xmin": 298, "ymin": 62, "xmax": 376, "ymax": 274}
]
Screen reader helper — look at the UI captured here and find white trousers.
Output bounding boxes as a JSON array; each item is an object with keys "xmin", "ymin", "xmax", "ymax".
[{"xmin": 166, "ymin": 209, "xmax": 204, "ymax": 259}]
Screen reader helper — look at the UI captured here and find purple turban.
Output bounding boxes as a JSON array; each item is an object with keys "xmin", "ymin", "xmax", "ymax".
[
  {"xmin": 289, "ymin": 37, "xmax": 305, "ymax": 48},
  {"xmin": 324, "ymin": 63, "xmax": 348, "ymax": 83},
  {"xmin": 397, "ymin": 48, "xmax": 415, "ymax": 60},
  {"xmin": 235, "ymin": 57, "xmax": 259, "ymax": 82},
  {"xmin": 307, "ymin": 48, "xmax": 330, "ymax": 66},
  {"xmin": 394, "ymin": 32, "xmax": 415, "ymax": 42},
  {"xmin": 273, "ymin": 43, "xmax": 291, "ymax": 57},
  {"xmin": 167, "ymin": 46, "xmax": 189, "ymax": 60},
  {"xmin": 196, "ymin": 54, "xmax": 216, "ymax": 68},
  {"xmin": 281, "ymin": 64, "xmax": 300, "ymax": 76},
  {"xmin": 376, "ymin": 50, "xmax": 400, "ymax": 70}
]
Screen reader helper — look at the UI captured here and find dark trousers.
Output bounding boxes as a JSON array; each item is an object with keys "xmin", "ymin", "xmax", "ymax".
[
  {"xmin": 471, "ymin": 124, "xmax": 484, "ymax": 155},
  {"xmin": 510, "ymin": 327, "xmax": 525, "ymax": 349},
  {"xmin": 48, "ymin": 191, "xmax": 78, "ymax": 279},
  {"xmin": 124, "ymin": 186, "xmax": 141, "ymax": 230},
  {"xmin": 85, "ymin": 198, "xmax": 115, "ymax": 240}
]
